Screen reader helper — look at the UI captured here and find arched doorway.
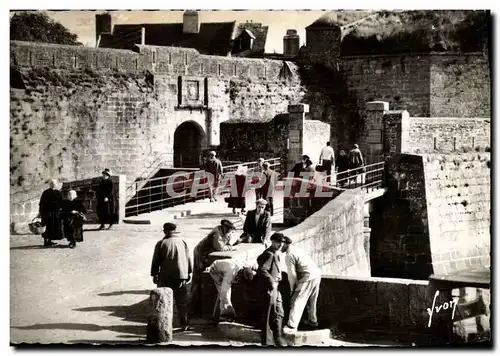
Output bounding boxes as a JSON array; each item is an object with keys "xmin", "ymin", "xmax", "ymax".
[{"xmin": 173, "ymin": 121, "xmax": 206, "ymax": 168}]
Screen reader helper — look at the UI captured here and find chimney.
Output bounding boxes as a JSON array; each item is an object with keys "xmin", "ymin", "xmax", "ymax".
[
  {"xmin": 283, "ymin": 29, "xmax": 300, "ymax": 58},
  {"xmin": 183, "ymin": 11, "xmax": 199, "ymax": 34},
  {"xmin": 95, "ymin": 13, "xmax": 112, "ymax": 44}
]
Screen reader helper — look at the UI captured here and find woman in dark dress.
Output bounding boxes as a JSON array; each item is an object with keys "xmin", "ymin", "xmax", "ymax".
[
  {"xmin": 336, "ymin": 150, "xmax": 349, "ymax": 187},
  {"xmin": 227, "ymin": 165, "xmax": 247, "ymax": 214},
  {"xmin": 96, "ymin": 168, "xmax": 115, "ymax": 230},
  {"xmin": 38, "ymin": 179, "xmax": 64, "ymax": 247},
  {"xmin": 62, "ymin": 190, "xmax": 87, "ymax": 249}
]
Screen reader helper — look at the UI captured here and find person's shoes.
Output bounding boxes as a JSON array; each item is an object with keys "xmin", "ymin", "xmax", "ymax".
[
  {"xmin": 108, "ymin": 224, "xmax": 113, "ymax": 229},
  {"xmin": 44, "ymin": 239, "xmax": 56, "ymax": 247},
  {"xmin": 98, "ymin": 224, "xmax": 105, "ymax": 230},
  {"xmin": 283, "ymin": 325, "xmax": 297, "ymax": 333},
  {"xmin": 68, "ymin": 241, "xmax": 76, "ymax": 249},
  {"xmin": 213, "ymin": 197, "xmax": 218, "ymax": 202},
  {"xmin": 210, "ymin": 198, "xmax": 214, "ymax": 203}
]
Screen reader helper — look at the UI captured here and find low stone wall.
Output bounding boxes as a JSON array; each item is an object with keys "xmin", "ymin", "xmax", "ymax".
[
  {"xmin": 201, "ymin": 188, "xmax": 369, "ymax": 316},
  {"xmin": 10, "ymin": 175, "xmax": 126, "ymax": 233},
  {"xmin": 283, "ymin": 188, "xmax": 369, "ymax": 276}
]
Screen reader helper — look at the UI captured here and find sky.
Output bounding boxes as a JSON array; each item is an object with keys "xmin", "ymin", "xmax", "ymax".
[{"xmin": 32, "ymin": 10, "xmax": 330, "ymax": 53}]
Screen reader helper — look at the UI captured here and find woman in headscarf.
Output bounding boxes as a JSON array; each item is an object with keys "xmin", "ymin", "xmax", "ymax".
[
  {"xmin": 336, "ymin": 150, "xmax": 349, "ymax": 187},
  {"xmin": 62, "ymin": 190, "xmax": 87, "ymax": 249},
  {"xmin": 96, "ymin": 168, "xmax": 115, "ymax": 230},
  {"xmin": 227, "ymin": 165, "xmax": 248, "ymax": 214},
  {"xmin": 38, "ymin": 179, "xmax": 64, "ymax": 247}
]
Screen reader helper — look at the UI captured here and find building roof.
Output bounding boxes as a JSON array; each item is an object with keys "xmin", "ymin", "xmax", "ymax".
[
  {"xmin": 306, "ymin": 10, "xmax": 375, "ymax": 29},
  {"xmin": 99, "ymin": 21, "xmax": 236, "ymax": 56},
  {"xmin": 221, "ymin": 113, "xmax": 289, "ymax": 124},
  {"xmin": 243, "ymin": 29, "xmax": 256, "ymax": 39},
  {"xmin": 231, "ymin": 23, "xmax": 268, "ymax": 58}
]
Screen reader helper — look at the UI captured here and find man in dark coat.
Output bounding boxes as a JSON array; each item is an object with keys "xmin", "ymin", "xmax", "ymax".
[
  {"xmin": 261, "ymin": 162, "xmax": 276, "ymax": 216},
  {"xmin": 151, "ymin": 222, "xmax": 192, "ymax": 331},
  {"xmin": 39, "ymin": 179, "xmax": 64, "ymax": 247},
  {"xmin": 191, "ymin": 219, "xmax": 237, "ymax": 315},
  {"xmin": 236, "ymin": 199, "xmax": 272, "ymax": 245},
  {"xmin": 255, "ymin": 158, "xmax": 265, "ymax": 200},
  {"xmin": 204, "ymin": 151, "xmax": 223, "ymax": 202},
  {"xmin": 96, "ymin": 168, "xmax": 114, "ymax": 230},
  {"xmin": 254, "ymin": 232, "xmax": 287, "ymax": 346},
  {"xmin": 335, "ymin": 150, "xmax": 349, "ymax": 187},
  {"xmin": 62, "ymin": 190, "xmax": 87, "ymax": 249}
]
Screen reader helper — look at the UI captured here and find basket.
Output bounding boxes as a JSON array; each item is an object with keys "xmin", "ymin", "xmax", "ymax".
[{"xmin": 28, "ymin": 217, "xmax": 45, "ymax": 235}]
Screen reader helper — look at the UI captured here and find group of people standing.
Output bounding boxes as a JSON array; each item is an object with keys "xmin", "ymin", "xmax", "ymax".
[
  {"xmin": 150, "ymin": 218, "xmax": 321, "ymax": 347},
  {"xmin": 203, "ymin": 151, "xmax": 276, "ymax": 217},
  {"xmin": 37, "ymin": 168, "xmax": 116, "ymax": 248},
  {"xmin": 291, "ymin": 142, "xmax": 365, "ymax": 186}
]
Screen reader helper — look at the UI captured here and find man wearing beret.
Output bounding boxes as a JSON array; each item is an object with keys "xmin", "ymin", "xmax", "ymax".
[
  {"xmin": 253, "ymin": 232, "xmax": 287, "ymax": 346},
  {"xmin": 281, "ymin": 235, "xmax": 321, "ymax": 332},
  {"xmin": 191, "ymin": 219, "xmax": 238, "ymax": 315},
  {"xmin": 150, "ymin": 222, "xmax": 192, "ymax": 331},
  {"xmin": 237, "ymin": 199, "xmax": 272, "ymax": 245}
]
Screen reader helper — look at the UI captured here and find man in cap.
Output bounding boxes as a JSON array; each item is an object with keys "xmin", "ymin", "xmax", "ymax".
[
  {"xmin": 151, "ymin": 222, "xmax": 192, "ymax": 331},
  {"xmin": 255, "ymin": 158, "xmax": 265, "ymax": 200},
  {"xmin": 191, "ymin": 219, "xmax": 238, "ymax": 315},
  {"xmin": 237, "ymin": 199, "xmax": 272, "ymax": 245},
  {"xmin": 96, "ymin": 168, "xmax": 115, "ymax": 230},
  {"xmin": 204, "ymin": 151, "xmax": 223, "ymax": 202},
  {"xmin": 319, "ymin": 141, "xmax": 335, "ymax": 183},
  {"xmin": 209, "ymin": 259, "xmax": 256, "ymax": 322},
  {"xmin": 253, "ymin": 232, "xmax": 287, "ymax": 346},
  {"xmin": 261, "ymin": 161, "xmax": 276, "ymax": 216},
  {"xmin": 281, "ymin": 235, "xmax": 321, "ymax": 332}
]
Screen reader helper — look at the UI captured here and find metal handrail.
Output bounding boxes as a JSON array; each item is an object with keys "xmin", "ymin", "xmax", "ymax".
[{"xmin": 124, "ymin": 157, "xmax": 282, "ymax": 216}]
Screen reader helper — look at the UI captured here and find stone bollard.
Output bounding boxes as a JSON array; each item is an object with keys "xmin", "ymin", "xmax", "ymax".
[{"xmin": 147, "ymin": 288, "xmax": 173, "ymax": 344}]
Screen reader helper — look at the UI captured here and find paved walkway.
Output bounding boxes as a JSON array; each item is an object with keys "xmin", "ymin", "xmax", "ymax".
[{"xmin": 10, "ymin": 188, "xmax": 392, "ymax": 346}]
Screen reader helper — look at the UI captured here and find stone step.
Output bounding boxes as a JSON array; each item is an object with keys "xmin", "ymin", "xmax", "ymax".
[{"xmin": 217, "ymin": 322, "xmax": 331, "ymax": 346}]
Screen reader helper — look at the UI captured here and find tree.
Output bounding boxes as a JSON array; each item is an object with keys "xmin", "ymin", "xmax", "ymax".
[{"xmin": 10, "ymin": 11, "xmax": 82, "ymax": 45}]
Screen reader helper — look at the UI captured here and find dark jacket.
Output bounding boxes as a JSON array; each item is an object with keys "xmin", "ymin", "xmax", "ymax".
[
  {"xmin": 291, "ymin": 161, "xmax": 314, "ymax": 178},
  {"xmin": 96, "ymin": 179, "xmax": 113, "ymax": 203},
  {"xmin": 241, "ymin": 210, "xmax": 271, "ymax": 243},
  {"xmin": 256, "ymin": 247, "xmax": 281, "ymax": 291},
  {"xmin": 348, "ymin": 148, "xmax": 364, "ymax": 169},
  {"xmin": 151, "ymin": 235, "xmax": 192, "ymax": 281},
  {"xmin": 39, "ymin": 188, "xmax": 63, "ymax": 217},
  {"xmin": 261, "ymin": 168, "xmax": 276, "ymax": 198},
  {"xmin": 62, "ymin": 199, "xmax": 87, "ymax": 216},
  {"xmin": 336, "ymin": 154, "xmax": 349, "ymax": 173},
  {"xmin": 204, "ymin": 159, "xmax": 223, "ymax": 179}
]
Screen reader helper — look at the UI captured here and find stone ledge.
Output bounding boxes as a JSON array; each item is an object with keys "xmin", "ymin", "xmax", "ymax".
[{"xmin": 218, "ymin": 322, "xmax": 331, "ymax": 346}]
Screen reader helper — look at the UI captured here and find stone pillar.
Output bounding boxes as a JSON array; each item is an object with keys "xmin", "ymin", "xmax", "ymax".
[
  {"xmin": 362, "ymin": 101, "xmax": 389, "ymax": 165},
  {"xmin": 287, "ymin": 104, "xmax": 309, "ymax": 172},
  {"xmin": 117, "ymin": 174, "xmax": 126, "ymax": 224},
  {"xmin": 383, "ymin": 110, "xmax": 410, "ymax": 158},
  {"xmin": 363, "ymin": 202, "xmax": 372, "ymax": 273},
  {"xmin": 147, "ymin": 288, "xmax": 174, "ymax": 344}
]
